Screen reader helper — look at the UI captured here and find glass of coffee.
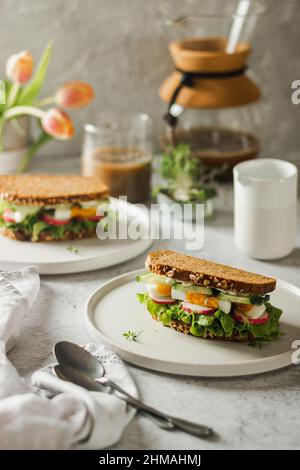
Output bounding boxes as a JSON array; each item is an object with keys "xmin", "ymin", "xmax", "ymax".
[{"xmin": 81, "ymin": 113, "xmax": 152, "ymax": 203}]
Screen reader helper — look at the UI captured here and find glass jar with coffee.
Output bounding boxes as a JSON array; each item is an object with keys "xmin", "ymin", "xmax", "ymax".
[{"xmin": 81, "ymin": 113, "xmax": 152, "ymax": 203}]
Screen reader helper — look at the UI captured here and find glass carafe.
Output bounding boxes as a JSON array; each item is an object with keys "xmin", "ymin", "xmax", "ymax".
[{"xmin": 159, "ymin": 2, "xmax": 267, "ymax": 178}]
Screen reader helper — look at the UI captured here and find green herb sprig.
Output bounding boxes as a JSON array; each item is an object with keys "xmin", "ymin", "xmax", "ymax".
[
  {"xmin": 122, "ymin": 330, "xmax": 142, "ymax": 342},
  {"xmin": 67, "ymin": 244, "xmax": 79, "ymax": 254}
]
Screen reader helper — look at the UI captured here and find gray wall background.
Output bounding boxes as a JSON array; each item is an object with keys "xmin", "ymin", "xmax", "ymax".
[{"xmin": 0, "ymin": 0, "xmax": 299, "ymax": 163}]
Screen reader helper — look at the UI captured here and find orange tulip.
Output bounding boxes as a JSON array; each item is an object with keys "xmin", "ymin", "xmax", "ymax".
[
  {"xmin": 6, "ymin": 51, "xmax": 34, "ymax": 84},
  {"xmin": 41, "ymin": 108, "xmax": 74, "ymax": 140},
  {"xmin": 55, "ymin": 81, "xmax": 94, "ymax": 109}
]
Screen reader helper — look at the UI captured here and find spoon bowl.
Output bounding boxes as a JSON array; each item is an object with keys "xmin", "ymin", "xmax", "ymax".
[
  {"xmin": 54, "ymin": 364, "xmax": 104, "ymax": 392},
  {"xmin": 54, "ymin": 341, "xmax": 104, "ymax": 379}
]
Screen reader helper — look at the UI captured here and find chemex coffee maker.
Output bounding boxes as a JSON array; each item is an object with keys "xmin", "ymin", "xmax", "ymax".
[{"xmin": 159, "ymin": 1, "xmax": 266, "ymax": 178}]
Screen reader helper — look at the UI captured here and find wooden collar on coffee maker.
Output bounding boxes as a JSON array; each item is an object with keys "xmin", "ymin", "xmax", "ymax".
[{"xmin": 163, "ymin": 66, "xmax": 248, "ymax": 129}]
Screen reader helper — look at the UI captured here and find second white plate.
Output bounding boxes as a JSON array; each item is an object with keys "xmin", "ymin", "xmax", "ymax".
[
  {"xmin": 0, "ymin": 199, "xmax": 152, "ymax": 275},
  {"xmin": 85, "ymin": 270, "xmax": 300, "ymax": 377}
]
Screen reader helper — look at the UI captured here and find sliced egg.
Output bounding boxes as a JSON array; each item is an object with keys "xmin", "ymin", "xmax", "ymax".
[
  {"xmin": 54, "ymin": 208, "xmax": 72, "ymax": 220},
  {"xmin": 146, "ymin": 284, "xmax": 174, "ymax": 303},
  {"xmin": 171, "ymin": 287, "xmax": 186, "ymax": 302},
  {"xmin": 12, "ymin": 206, "xmax": 40, "ymax": 223},
  {"xmin": 218, "ymin": 299, "xmax": 231, "ymax": 314},
  {"xmin": 182, "ymin": 302, "xmax": 216, "ymax": 314},
  {"xmin": 71, "ymin": 206, "xmax": 97, "ymax": 218},
  {"xmin": 80, "ymin": 200, "xmax": 98, "ymax": 208},
  {"xmin": 171, "ymin": 288, "xmax": 218, "ymax": 309},
  {"xmin": 186, "ymin": 292, "xmax": 218, "ymax": 308},
  {"xmin": 243, "ymin": 304, "xmax": 266, "ymax": 319},
  {"xmin": 14, "ymin": 211, "xmax": 26, "ymax": 223},
  {"xmin": 233, "ymin": 307, "xmax": 268, "ymax": 324}
]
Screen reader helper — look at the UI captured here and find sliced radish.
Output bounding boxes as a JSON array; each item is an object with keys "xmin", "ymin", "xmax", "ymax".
[
  {"xmin": 3, "ymin": 209, "xmax": 16, "ymax": 223},
  {"xmin": 150, "ymin": 297, "xmax": 177, "ymax": 305},
  {"xmin": 182, "ymin": 302, "xmax": 216, "ymax": 315},
  {"xmin": 42, "ymin": 213, "xmax": 71, "ymax": 226},
  {"xmin": 233, "ymin": 309, "xmax": 269, "ymax": 325},
  {"xmin": 249, "ymin": 311, "xmax": 269, "ymax": 324},
  {"xmin": 233, "ymin": 310, "xmax": 249, "ymax": 323},
  {"xmin": 74, "ymin": 215, "xmax": 103, "ymax": 222},
  {"xmin": 84, "ymin": 215, "xmax": 104, "ymax": 222}
]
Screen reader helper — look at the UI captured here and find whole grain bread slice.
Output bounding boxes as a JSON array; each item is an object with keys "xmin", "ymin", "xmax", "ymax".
[
  {"xmin": 2, "ymin": 226, "xmax": 97, "ymax": 242},
  {"xmin": 169, "ymin": 319, "xmax": 251, "ymax": 342},
  {"xmin": 146, "ymin": 250, "xmax": 276, "ymax": 295},
  {"xmin": 0, "ymin": 174, "xmax": 109, "ymax": 206}
]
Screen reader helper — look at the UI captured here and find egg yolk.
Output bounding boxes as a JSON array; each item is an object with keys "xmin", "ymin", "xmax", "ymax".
[
  {"xmin": 186, "ymin": 292, "xmax": 218, "ymax": 308},
  {"xmin": 236, "ymin": 304, "xmax": 253, "ymax": 313},
  {"xmin": 156, "ymin": 284, "xmax": 172, "ymax": 296},
  {"xmin": 71, "ymin": 207, "xmax": 97, "ymax": 218}
]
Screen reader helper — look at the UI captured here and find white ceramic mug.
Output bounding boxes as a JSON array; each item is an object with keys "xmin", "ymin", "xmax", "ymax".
[{"xmin": 234, "ymin": 159, "xmax": 298, "ymax": 260}]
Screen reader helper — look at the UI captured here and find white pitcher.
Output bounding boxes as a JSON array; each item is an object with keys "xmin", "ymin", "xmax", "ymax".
[{"xmin": 234, "ymin": 159, "xmax": 298, "ymax": 260}]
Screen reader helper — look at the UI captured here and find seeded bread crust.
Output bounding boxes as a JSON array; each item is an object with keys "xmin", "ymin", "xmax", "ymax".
[
  {"xmin": 169, "ymin": 319, "xmax": 251, "ymax": 342},
  {"xmin": 2, "ymin": 227, "xmax": 97, "ymax": 242},
  {"xmin": 0, "ymin": 174, "xmax": 109, "ymax": 206},
  {"xmin": 146, "ymin": 250, "xmax": 276, "ymax": 295}
]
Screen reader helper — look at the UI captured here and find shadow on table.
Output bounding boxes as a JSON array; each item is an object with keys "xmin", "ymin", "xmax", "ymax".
[
  {"xmin": 205, "ymin": 210, "xmax": 234, "ymax": 229},
  {"xmin": 110, "ymin": 408, "xmax": 221, "ymax": 449},
  {"xmin": 269, "ymin": 247, "xmax": 300, "ymax": 268},
  {"xmin": 130, "ymin": 359, "xmax": 300, "ymax": 394}
]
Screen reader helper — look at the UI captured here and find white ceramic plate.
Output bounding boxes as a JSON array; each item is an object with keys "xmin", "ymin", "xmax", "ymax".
[
  {"xmin": 0, "ymin": 199, "xmax": 152, "ymax": 275},
  {"xmin": 85, "ymin": 269, "xmax": 300, "ymax": 377}
]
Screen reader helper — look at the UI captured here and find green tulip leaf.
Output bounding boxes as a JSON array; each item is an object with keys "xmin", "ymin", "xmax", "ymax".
[
  {"xmin": 0, "ymin": 81, "xmax": 6, "ymax": 108},
  {"xmin": 17, "ymin": 42, "xmax": 53, "ymax": 106}
]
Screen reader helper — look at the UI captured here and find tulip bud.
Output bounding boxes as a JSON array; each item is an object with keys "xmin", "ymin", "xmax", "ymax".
[
  {"xmin": 41, "ymin": 108, "xmax": 74, "ymax": 140},
  {"xmin": 6, "ymin": 51, "xmax": 34, "ymax": 84},
  {"xmin": 55, "ymin": 81, "xmax": 94, "ymax": 109}
]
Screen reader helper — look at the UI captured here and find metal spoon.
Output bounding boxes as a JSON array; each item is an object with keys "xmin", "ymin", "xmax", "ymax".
[
  {"xmin": 54, "ymin": 341, "xmax": 213, "ymax": 438},
  {"xmin": 54, "ymin": 341, "xmax": 172, "ymax": 429}
]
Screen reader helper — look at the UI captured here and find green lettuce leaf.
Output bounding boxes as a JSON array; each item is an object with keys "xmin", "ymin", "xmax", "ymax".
[
  {"xmin": 137, "ymin": 294, "xmax": 283, "ymax": 343},
  {"xmin": 247, "ymin": 302, "xmax": 283, "ymax": 341},
  {"xmin": 0, "ymin": 198, "xmax": 12, "ymax": 213},
  {"xmin": 32, "ymin": 221, "xmax": 48, "ymax": 242},
  {"xmin": 1, "ymin": 213, "xmax": 98, "ymax": 240},
  {"xmin": 189, "ymin": 322, "xmax": 204, "ymax": 336},
  {"xmin": 215, "ymin": 309, "xmax": 235, "ymax": 336},
  {"xmin": 196, "ymin": 314, "xmax": 215, "ymax": 327}
]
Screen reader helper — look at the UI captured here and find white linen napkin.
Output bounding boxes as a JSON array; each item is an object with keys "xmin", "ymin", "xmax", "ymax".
[{"xmin": 0, "ymin": 267, "xmax": 137, "ymax": 450}]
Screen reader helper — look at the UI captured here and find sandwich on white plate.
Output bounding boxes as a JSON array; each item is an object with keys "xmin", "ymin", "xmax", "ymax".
[
  {"xmin": 137, "ymin": 250, "xmax": 283, "ymax": 345},
  {"xmin": 0, "ymin": 174, "xmax": 110, "ymax": 242}
]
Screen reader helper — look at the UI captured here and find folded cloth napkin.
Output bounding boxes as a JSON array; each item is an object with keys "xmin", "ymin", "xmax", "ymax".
[{"xmin": 0, "ymin": 267, "xmax": 137, "ymax": 450}]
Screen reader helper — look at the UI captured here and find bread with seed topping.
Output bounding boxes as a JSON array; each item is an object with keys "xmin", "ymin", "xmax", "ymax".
[
  {"xmin": 0, "ymin": 174, "xmax": 108, "ymax": 206},
  {"xmin": 146, "ymin": 250, "xmax": 276, "ymax": 295}
]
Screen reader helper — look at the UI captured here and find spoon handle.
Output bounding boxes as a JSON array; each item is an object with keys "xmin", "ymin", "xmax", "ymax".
[
  {"xmin": 139, "ymin": 411, "xmax": 175, "ymax": 430},
  {"xmin": 95, "ymin": 378, "xmax": 174, "ymax": 430},
  {"xmin": 102, "ymin": 378, "xmax": 213, "ymax": 438}
]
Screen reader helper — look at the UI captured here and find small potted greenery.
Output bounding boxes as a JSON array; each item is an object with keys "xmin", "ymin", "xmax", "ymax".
[{"xmin": 154, "ymin": 144, "xmax": 217, "ymax": 219}]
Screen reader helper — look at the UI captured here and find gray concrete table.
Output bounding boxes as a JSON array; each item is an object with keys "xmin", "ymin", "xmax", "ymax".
[{"xmin": 7, "ymin": 155, "xmax": 300, "ymax": 450}]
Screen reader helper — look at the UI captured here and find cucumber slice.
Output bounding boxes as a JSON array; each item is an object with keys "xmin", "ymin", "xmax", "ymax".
[
  {"xmin": 217, "ymin": 292, "xmax": 251, "ymax": 304},
  {"xmin": 173, "ymin": 283, "xmax": 213, "ymax": 295},
  {"xmin": 136, "ymin": 272, "xmax": 175, "ymax": 285}
]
